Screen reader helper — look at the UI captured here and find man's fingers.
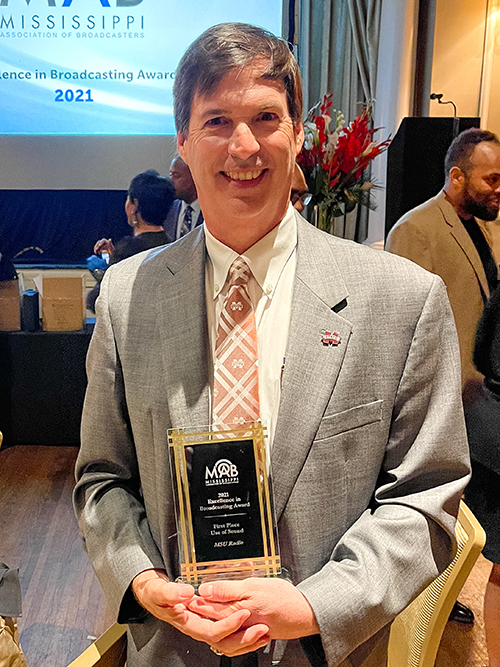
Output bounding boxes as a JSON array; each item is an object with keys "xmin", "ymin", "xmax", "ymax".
[
  {"xmin": 140, "ymin": 578, "xmax": 195, "ymax": 608},
  {"xmin": 172, "ymin": 607, "xmax": 252, "ymax": 644},
  {"xmin": 156, "ymin": 581, "xmax": 194, "ymax": 607},
  {"xmin": 187, "ymin": 595, "xmax": 241, "ymax": 620},
  {"xmin": 214, "ymin": 624, "xmax": 270, "ymax": 657},
  {"xmin": 206, "ymin": 608, "xmax": 252, "ymax": 642},
  {"xmin": 198, "ymin": 580, "xmax": 247, "ymax": 603}
]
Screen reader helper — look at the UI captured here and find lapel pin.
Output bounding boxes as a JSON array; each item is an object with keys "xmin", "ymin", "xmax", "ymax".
[{"xmin": 321, "ymin": 330, "xmax": 341, "ymax": 346}]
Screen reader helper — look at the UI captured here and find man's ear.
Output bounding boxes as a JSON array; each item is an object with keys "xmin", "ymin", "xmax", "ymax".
[
  {"xmin": 449, "ymin": 165, "xmax": 465, "ymax": 189},
  {"xmin": 294, "ymin": 123, "xmax": 304, "ymax": 156},
  {"xmin": 177, "ymin": 131, "xmax": 188, "ymax": 162}
]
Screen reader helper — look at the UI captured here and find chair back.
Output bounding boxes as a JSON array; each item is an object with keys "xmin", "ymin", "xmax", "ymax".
[
  {"xmin": 66, "ymin": 623, "xmax": 126, "ymax": 667},
  {"xmin": 387, "ymin": 501, "xmax": 485, "ymax": 667}
]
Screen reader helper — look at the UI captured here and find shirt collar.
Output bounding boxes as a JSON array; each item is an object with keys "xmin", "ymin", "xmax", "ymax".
[
  {"xmin": 205, "ymin": 203, "xmax": 297, "ymax": 299},
  {"xmin": 180, "ymin": 199, "xmax": 201, "ymax": 218}
]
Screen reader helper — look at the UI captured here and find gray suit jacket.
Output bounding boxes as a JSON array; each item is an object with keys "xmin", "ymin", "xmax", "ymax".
[{"xmin": 74, "ymin": 213, "xmax": 470, "ymax": 667}]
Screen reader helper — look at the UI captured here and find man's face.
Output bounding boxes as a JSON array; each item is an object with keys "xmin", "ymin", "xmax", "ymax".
[
  {"xmin": 169, "ymin": 158, "xmax": 197, "ymax": 203},
  {"xmin": 177, "ymin": 59, "xmax": 304, "ymax": 251},
  {"xmin": 459, "ymin": 142, "xmax": 500, "ymax": 221}
]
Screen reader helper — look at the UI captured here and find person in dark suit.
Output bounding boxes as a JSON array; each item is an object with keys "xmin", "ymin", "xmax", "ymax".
[
  {"xmin": 163, "ymin": 156, "xmax": 203, "ymax": 242},
  {"xmin": 74, "ymin": 23, "xmax": 470, "ymax": 667},
  {"xmin": 464, "ymin": 284, "xmax": 500, "ymax": 667},
  {"xmin": 87, "ymin": 170, "xmax": 174, "ymax": 311}
]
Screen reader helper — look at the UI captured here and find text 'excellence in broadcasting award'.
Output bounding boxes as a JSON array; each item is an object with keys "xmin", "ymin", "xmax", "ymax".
[{"xmin": 168, "ymin": 421, "xmax": 281, "ymax": 586}]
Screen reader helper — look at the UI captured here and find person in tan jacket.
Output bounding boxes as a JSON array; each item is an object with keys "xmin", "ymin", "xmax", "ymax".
[
  {"xmin": 386, "ymin": 128, "xmax": 500, "ymax": 627},
  {"xmin": 386, "ymin": 128, "xmax": 500, "ymax": 402}
]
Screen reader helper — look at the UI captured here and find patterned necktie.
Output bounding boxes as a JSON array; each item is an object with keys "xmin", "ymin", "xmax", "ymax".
[
  {"xmin": 180, "ymin": 205, "xmax": 193, "ymax": 237},
  {"xmin": 212, "ymin": 257, "xmax": 260, "ymax": 430}
]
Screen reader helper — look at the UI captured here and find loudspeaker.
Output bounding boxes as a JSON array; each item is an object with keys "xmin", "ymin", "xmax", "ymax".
[{"xmin": 385, "ymin": 117, "xmax": 480, "ymax": 238}]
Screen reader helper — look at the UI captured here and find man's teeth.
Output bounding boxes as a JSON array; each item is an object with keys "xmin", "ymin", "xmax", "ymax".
[{"xmin": 225, "ymin": 170, "xmax": 263, "ymax": 181}]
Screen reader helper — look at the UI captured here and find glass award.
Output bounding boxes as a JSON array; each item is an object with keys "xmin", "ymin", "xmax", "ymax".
[{"xmin": 168, "ymin": 421, "xmax": 281, "ymax": 586}]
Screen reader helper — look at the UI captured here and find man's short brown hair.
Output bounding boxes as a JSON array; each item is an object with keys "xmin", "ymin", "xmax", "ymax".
[{"xmin": 173, "ymin": 22, "xmax": 303, "ymax": 136}]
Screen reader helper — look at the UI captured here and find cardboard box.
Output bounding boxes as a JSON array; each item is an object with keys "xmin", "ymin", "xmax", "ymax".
[
  {"xmin": 34, "ymin": 275, "xmax": 85, "ymax": 331},
  {"xmin": 0, "ymin": 279, "xmax": 21, "ymax": 331}
]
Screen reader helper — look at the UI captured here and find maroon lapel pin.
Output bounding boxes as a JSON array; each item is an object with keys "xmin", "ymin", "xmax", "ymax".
[{"xmin": 321, "ymin": 330, "xmax": 342, "ymax": 346}]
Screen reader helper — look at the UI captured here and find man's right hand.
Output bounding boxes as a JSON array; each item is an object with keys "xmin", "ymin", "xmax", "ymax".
[{"xmin": 131, "ymin": 569, "xmax": 270, "ymax": 656}]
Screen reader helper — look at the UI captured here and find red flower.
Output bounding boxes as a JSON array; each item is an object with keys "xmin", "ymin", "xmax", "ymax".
[{"xmin": 297, "ymin": 94, "xmax": 390, "ymax": 217}]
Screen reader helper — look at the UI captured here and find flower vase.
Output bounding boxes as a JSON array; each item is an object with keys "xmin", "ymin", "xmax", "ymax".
[
  {"xmin": 314, "ymin": 204, "xmax": 334, "ymax": 234},
  {"xmin": 314, "ymin": 204, "xmax": 346, "ymax": 237}
]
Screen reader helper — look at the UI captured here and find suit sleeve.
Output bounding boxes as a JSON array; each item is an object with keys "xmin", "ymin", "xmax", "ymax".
[
  {"xmin": 73, "ymin": 267, "xmax": 165, "ymax": 620},
  {"xmin": 386, "ymin": 219, "xmax": 434, "ymax": 273},
  {"xmin": 297, "ymin": 275, "xmax": 470, "ymax": 666}
]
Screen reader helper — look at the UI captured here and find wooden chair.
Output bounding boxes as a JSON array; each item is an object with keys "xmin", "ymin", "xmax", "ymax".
[
  {"xmin": 66, "ymin": 623, "xmax": 126, "ymax": 667},
  {"xmin": 388, "ymin": 500, "xmax": 486, "ymax": 667}
]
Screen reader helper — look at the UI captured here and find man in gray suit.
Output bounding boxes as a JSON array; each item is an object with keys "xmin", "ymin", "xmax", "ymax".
[{"xmin": 74, "ymin": 22, "xmax": 470, "ymax": 667}]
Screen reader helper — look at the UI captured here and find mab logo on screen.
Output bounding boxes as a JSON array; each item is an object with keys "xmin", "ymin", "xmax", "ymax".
[{"xmin": 0, "ymin": 1, "xmax": 143, "ymax": 6}]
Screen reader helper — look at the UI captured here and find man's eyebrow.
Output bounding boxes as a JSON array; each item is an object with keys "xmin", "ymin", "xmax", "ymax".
[
  {"xmin": 200, "ymin": 103, "xmax": 283, "ymax": 119},
  {"xmin": 201, "ymin": 108, "xmax": 227, "ymax": 117}
]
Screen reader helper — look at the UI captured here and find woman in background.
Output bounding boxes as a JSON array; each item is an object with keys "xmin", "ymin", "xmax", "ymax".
[{"xmin": 88, "ymin": 170, "xmax": 175, "ymax": 312}]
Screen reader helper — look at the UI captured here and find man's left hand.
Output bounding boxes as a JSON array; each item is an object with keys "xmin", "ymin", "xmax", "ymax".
[{"xmin": 187, "ymin": 577, "xmax": 320, "ymax": 642}]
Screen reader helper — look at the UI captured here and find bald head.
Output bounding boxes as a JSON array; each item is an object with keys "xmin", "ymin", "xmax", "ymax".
[{"xmin": 169, "ymin": 156, "xmax": 198, "ymax": 204}]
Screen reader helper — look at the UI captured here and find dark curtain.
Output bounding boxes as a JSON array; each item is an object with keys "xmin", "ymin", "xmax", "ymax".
[{"xmin": 0, "ymin": 190, "xmax": 129, "ymax": 266}]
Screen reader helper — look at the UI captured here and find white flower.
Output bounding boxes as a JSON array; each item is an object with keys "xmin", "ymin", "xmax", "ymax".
[
  {"xmin": 361, "ymin": 141, "xmax": 377, "ymax": 157},
  {"xmin": 324, "ymin": 131, "xmax": 339, "ymax": 162},
  {"xmin": 303, "ymin": 121, "xmax": 317, "ymax": 151}
]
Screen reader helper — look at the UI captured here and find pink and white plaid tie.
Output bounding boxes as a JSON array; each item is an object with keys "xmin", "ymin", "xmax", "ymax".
[{"xmin": 212, "ymin": 257, "xmax": 260, "ymax": 430}]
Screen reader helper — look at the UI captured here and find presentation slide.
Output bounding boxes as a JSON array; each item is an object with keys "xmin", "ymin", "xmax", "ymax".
[{"xmin": 0, "ymin": 0, "xmax": 282, "ymax": 135}]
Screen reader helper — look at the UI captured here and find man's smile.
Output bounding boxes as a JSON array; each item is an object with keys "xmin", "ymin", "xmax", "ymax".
[{"xmin": 223, "ymin": 169, "xmax": 266, "ymax": 182}]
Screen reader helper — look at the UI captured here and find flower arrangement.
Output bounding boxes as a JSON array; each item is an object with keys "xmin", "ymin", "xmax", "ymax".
[{"xmin": 297, "ymin": 94, "xmax": 391, "ymax": 234}]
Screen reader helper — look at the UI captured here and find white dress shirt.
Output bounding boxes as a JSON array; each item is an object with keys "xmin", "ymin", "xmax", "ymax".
[
  {"xmin": 205, "ymin": 204, "xmax": 297, "ymax": 447},
  {"xmin": 176, "ymin": 199, "xmax": 202, "ymax": 239}
]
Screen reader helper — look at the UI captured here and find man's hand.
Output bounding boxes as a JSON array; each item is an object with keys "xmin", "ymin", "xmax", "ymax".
[
  {"xmin": 187, "ymin": 577, "xmax": 320, "ymax": 642},
  {"xmin": 131, "ymin": 569, "xmax": 270, "ymax": 657},
  {"xmin": 94, "ymin": 238, "xmax": 115, "ymax": 256}
]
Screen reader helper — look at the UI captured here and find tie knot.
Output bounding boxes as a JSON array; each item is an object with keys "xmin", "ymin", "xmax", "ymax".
[{"xmin": 228, "ymin": 257, "xmax": 251, "ymax": 287}]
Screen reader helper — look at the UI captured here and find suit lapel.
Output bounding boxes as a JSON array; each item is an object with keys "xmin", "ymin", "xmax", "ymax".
[
  {"xmin": 154, "ymin": 219, "xmax": 353, "ymax": 518},
  {"xmin": 164, "ymin": 199, "xmax": 182, "ymax": 243},
  {"xmin": 438, "ymin": 193, "xmax": 490, "ymax": 299},
  {"xmin": 155, "ymin": 227, "xmax": 211, "ymax": 429},
  {"xmin": 272, "ymin": 220, "xmax": 353, "ymax": 519}
]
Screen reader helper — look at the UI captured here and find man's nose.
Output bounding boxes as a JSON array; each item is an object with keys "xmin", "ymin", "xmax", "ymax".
[{"xmin": 228, "ymin": 123, "xmax": 260, "ymax": 160}]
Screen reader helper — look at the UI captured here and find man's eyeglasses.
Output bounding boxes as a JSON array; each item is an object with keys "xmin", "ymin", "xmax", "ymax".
[{"xmin": 291, "ymin": 190, "xmax": 312, "ymax": 207}]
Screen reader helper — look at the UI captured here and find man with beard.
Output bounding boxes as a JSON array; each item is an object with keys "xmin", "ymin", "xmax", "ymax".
[
  {"xmin": 387, "ymin": 128, "xmax": 500, "ymax": 403},
  {"xmin": 387, "ymin": 128, "xmax": 500, "ymax": 627}
]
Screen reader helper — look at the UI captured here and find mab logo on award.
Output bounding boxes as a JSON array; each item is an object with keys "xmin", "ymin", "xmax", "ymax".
[{"xmin": 205, "ymin": 459, "xmax": 239, "ymax": 486}]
